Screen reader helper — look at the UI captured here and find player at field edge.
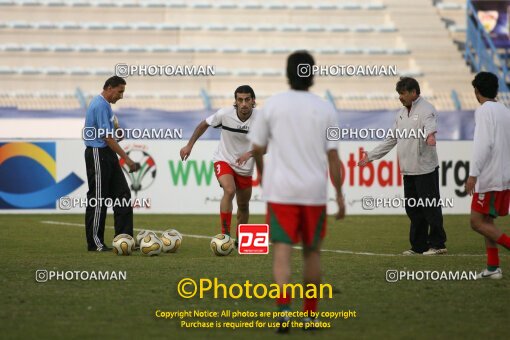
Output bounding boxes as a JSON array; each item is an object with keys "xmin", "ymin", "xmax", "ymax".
[
  {"xmin": 465, "ymin": 72, "xmax": 510, "ymax": 279},
  {"xmin": 180, "ymin": 86, "xmax": 257, "ymax": 240},
  {"xmin": 249, "ymin": 51, "xmax": 345, "ymax": 333},
  {"xmin": 83, "ymin": 76, "xmax": 140, "ymax": 252},
  {"xmin": 358, "ymin": 77, "xmax": 448, "ymax": 256}
]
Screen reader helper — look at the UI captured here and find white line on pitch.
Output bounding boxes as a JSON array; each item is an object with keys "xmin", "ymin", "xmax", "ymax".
[{"xmin": 40, "ymin": 220, "xmax": 486, "ymax": 257}]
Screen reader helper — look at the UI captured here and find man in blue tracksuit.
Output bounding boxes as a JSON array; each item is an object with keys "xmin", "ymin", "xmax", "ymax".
[{"xmin": 83, "ymin": 76, "xmax": 140, "ymax": 252}]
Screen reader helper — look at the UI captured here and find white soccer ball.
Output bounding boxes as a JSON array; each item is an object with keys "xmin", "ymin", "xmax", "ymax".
[
  {"xmin": 161, "ymin": 231, "xmax": 182, "ymax": 253},
  {"xmin": 165, "ymin": 228, "xmax": 183, "ymax": 241},
  {"xmin": 140, "ymin": 233, "xmax": 163, "ymax": 256},
  {"xmin": 210, "ymin": 234, "xmax": 234, "ymax": 256},
  {"xmin": 136, "ymin": 230, "xmax": 156, "ymax": 248},
  {"xmin": 112, "ymin": 234, "xmax": 135, "ymax": 256}
]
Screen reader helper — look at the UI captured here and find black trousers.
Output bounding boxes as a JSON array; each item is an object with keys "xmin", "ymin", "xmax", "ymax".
[
  {"xmin": 84, "ymin": 146, "xmax": 133, "ymax": 250},
  {"xmin": 403, "ymin": 167, "xmax": 447, "ymax": 253}
]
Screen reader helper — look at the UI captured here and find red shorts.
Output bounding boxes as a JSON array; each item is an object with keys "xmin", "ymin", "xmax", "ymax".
[
  {"xmin": 214, "ymin": 161, "xmax": 252, "ymax": 190},
  {"xmin": 266, "ymin": 202, "xmax": 327, "ymax": 249},
  {"xmin": 471, "ymin": 190, "xmax": 510, "ymax": 218}
]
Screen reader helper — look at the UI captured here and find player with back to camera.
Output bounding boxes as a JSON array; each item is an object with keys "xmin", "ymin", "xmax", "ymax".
[
  {"xmin": 358, "ymin": 77, "xmax": 448, "ymax": 256},
  {"xmin": 180, "ymin": 86, "xmax": 258, "ymax": 242},
  {"xmin": 465, "ymin": 72, "xmax": 510, "ymax": 279},
  {"xmin": 249, "ymin": 51, "xmax": 345, "ymax": 333},
  {"xmin": 83, "ymin": 76, "xmax": 140, "ymax": 252}
]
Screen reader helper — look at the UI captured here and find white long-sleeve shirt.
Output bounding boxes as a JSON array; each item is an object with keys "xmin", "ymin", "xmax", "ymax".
[
  {"xmin": 470, "ymin": 101, "xmax": 510, "ymax": 193},
  {"xmin": 367, "ymin": 97, "xmax": 439, "ymax": 175}
]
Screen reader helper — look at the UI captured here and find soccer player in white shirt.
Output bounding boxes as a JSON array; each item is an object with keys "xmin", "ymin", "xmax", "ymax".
[
  {"xmin": 465, "ymin": 72, "xmax": 510, "ymax": 280},
  {"xmin": 180, "ymin": 86, "xmax": 257, "ymax": 238},
  {"xmin": 249, "ymin": 51, "xmax": 345, "ymax": 332}
]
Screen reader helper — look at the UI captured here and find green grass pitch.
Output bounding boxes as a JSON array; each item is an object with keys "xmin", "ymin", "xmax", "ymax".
[{"xmin": 1, "ymin": 214, "xmax": 509, "ymax": 339}]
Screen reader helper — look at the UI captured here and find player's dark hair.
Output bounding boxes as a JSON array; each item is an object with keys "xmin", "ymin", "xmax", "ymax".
[
  {"xmin": 234, "ymin": 85, "xmax": 256, "ymax": 100},
  {"xmin": 103, "ymin": 76, "xmax": 126, "ymax": 90},
  {"xmin": 233, "ymin": 85, "xmax": 256, "ymax": 109},
  {"xmin": 287, "ymin": 50, "xmax": 314, "ymax": 90},
  {"xmin": 395, "ymin": 77, "xmax": 420, "ymax": 96},
  {"xmin": 472, "ymin": 72, "xmax": 498, "ymax": 99}
]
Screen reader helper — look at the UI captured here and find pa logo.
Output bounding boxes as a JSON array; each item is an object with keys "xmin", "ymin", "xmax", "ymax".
[{"xmin": 119, "ymin": 145, "xmax": 157, "ymax": 197}]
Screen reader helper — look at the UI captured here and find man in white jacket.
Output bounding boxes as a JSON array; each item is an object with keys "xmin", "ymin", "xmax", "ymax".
[{"xmin": 465, "ymin": 72, "xmax": 510, "ymax": 280}]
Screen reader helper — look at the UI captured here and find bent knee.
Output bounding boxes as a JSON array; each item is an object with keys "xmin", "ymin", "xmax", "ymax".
[{"xmin": 470, "ymin": 216, "xmax": 482, "ymax": 231}]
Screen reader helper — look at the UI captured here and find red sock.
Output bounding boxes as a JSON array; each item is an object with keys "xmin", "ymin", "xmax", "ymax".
[
  {"xmin": 486, "ymin": 247, "xmax": 499, "ymax": 268},
  {"xmin": 277, "ymin": 294, "xmax": 291, "ymax": 312},
  {"xmin": 303, "ymin": 297, "xmax": 318, "ymax": 315},
  {"xmin": 496, "ymin": 234, "xmax": 510, "ymax": 250},
  {"xmin": 220, "ymin": 211, "xmax": 232, "ymax": 235}
]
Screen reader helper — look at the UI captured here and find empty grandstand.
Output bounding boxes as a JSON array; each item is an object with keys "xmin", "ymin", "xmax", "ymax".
[{"xmin": 0, "ymin": 0, "xmax": 507, "ymax": 111}]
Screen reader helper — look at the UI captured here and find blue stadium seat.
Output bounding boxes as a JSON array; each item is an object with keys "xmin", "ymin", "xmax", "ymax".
[
  {"xmin": 245, "ymin": 48, "xmax": 266, "ymax": 54},
  {"xmin": 125, "ymin": 45, "xmax": 147, "ymax": 53},
  {"xmin": 256, "ymin": 25, "xmax": 276, "ymax": 32},
  {"xmin": 343, "ymin": 47, "xmax": 363, "ymax": 54},
  {"xmin": 318, "ymin": 48, "xmax": 340, "ymax": 55},
  {"xmin": 28, "ymin": 44, "xmax": 50, "ymax": 52},
  {"xmin": 84, "ymin": 23, "xmax": 108, "ymax": 30},
  {"xmin": 37, "ymin": 22, "xmax": 58, "ymax": 29},
  {"xmin": 69, "ymin": 68, "xmax": 91, "ymax": 75},
  {"xmin": 20, "ymin": 67, "xmax": 42, "ymax": 75},
  {"xmin": 232, "ymin": 25, "xmax": 252, "ymax": 31},
  {"xmin": 316, "ymin": 4, "xmax": 337, "ymax": 10},
  {"xmin": 0, "ymin": 67, "xmax": 16, "ymax": 75},
  {"xmin": 207, "ymin": 25, "xmax": 228, "ymax": 31},
  {"xmin": 340, "ymin": 3, "xmax": 362, "ymax": 10},
  {"xmin": 120, "ymin": 2, "xmax": 140, "ymax": 8},
  {"xmin": 134, "ymin": 23, "xmax": 157, "ymax": 30},
  {"xmin": 214, "ymin": 70, "xmax": 233, "ymax": 76},
  {"xmin": 94, "ymin": 69, "xmax": 113, "ymax": 76},
  {"xmin": 216, "ymin": 3, "xmax": 237, "ymax": 9},
  {"xmin": 70, "ymin": 2, "xmax": 91, "ymax": 7},
  {"xmin": 305, "ymin": 25, "xmax": 325, "ymax": 32},
  {"xmin": 96, "ymin": 2, "xmax": 117, "ymax": 8},
  {"xmin": 44, "ymin": 67, "xmax": 66, "ymax": 75},
  {"xmin": 377, "ymin": 25, "xmax": 398, "ymax": 32},
  {"xmin": 281, "ymin": 25, "xmax": 301, "ymax": 32},
  {"xmin": 329, "ymin": 25, "xmax": 349, "ymax": 32},
  {"xmin": 109, "ymin": 23, "xmax": 131, "ymax": 30},
  {"xmin": 176, "ymin": 47, "xmax": 195, "ymax": 53},
  {"xmin": 292, "ymin": 4, "xmax": 312, "ymax": 10},
  {"xmin": 391, "ymin": 48, "xmax": 411, "ymax": 55},
  {"xmin": 182, "ymin": 24, "xmax": 202, "ymax": 31},
  {"xmin": 353, "ymin": 25, "xmax": 374, "ymax": 33},
  {"xmin": 365, "ymin": 3, "xmax": 386, "ymax": 10},
  {"xmin": 143, "ymin": 1, "xmax": 166, "ymax": 8},
  {"xmin": 221, "ymin": 47, "xmax": 241, "ymax": 53},
  {"xmin": 46, "ymin": 1, "xmax": 66, "ymax": 6},
  {"xmin": 77, "ymin": 45, "xmax": 98, "ymax": 52},
  {"xmin": 101, "ymin": 45, "xmax": 123, "ymax": 53},
  {"xmin": 149, "ymin": 45, "xmax": 174, "ymax": 53},
  {"xmin": 192, "ymin": 3, "xmax": 212, "ymax": 9},
  {"xmin": 270, "ymin": 48, "xmax": 291, "ymax": 54},
  {"xmin": 266, "ymin": 4, "xmax": 287, "ymax": 10},
  {"xmin": 158, "ymin": 24, "xmax": 179, "ymax": 30},
  {"xmin": 197, "ymin": 47, "xmax": 217, "ymax": 53},
  {"xmin": 366, "ymin": 48, "xmax": 387, "ymax": 55},
  {"xmin": 52, "ymin": 45, "xmax": 74, "ymax": 52},
  {"xmin": 236, "ymin": 69, "xmax": 257, "ymax": 76},
  {"xmin": 241, "ymin": 4, "xmax": 262, "ymax": 9},
  {"xmin": 4, "ymin": 44, "xmax": 23, "ymax": 51},
  {"xmin": 11, "ymin": 22, "xmax": 33, "ymax": 29},
  {"xmin": 59, "ymin": 22, "xmax": 81, "ymax": 29},
  {"xmin": 260, "ymin": 69, "xmax": 283, "ymax": 77}
]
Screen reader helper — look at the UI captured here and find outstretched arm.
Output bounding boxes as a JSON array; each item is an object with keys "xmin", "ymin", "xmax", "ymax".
[{"xmin": 180, "ymin": 120, "xmax": 209, "ymax": 161}]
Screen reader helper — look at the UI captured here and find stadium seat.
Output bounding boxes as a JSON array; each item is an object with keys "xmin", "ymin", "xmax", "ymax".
[{"xmin": 101, "ymin": 45, "xmax": 123, "ymax": 53}]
